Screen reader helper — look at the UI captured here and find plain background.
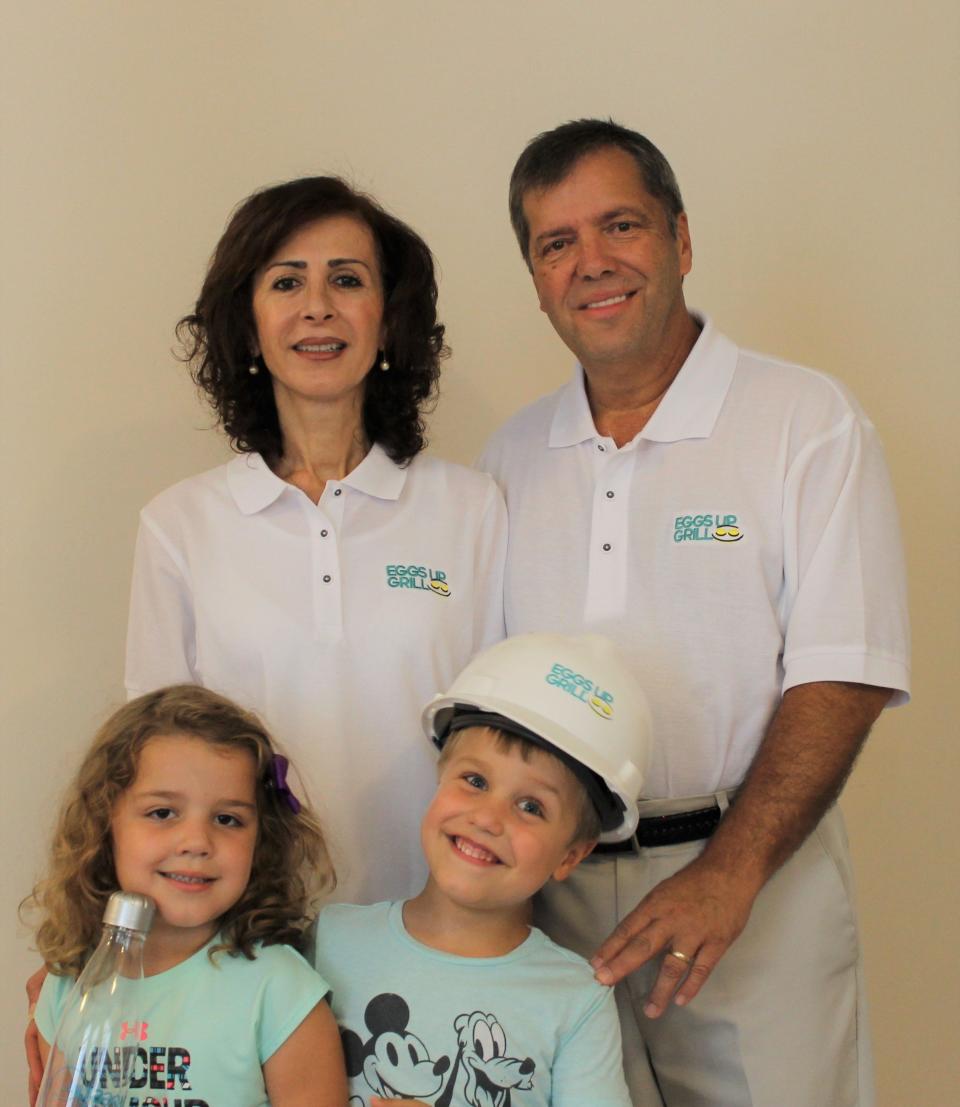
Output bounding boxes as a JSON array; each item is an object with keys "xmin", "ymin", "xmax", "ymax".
[{"xmin": 3, "ymin": 3, "xmax": 957, "ymax": 1103}]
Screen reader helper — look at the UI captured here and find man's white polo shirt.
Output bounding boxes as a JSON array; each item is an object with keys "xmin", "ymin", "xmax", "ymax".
[
  {"xmin": 126, "ymin": 444, "xmax": 506, "ymax": 904},
  {"xmin": 479, "ymin": 317, "xmax": 909, "ymax": 799}
]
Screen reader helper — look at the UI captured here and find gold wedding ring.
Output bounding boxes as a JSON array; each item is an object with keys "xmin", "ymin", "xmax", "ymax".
[{"xmin": 668, "ymin": 949, "xmax": 692, "ymax": 964}]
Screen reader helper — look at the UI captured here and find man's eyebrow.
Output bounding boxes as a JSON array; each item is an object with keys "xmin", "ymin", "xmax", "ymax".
[
  {"xmin": 533, "ymin": 224, "xmax": 576, "ymax": 247},
  {"xmin": 596, "ymin": 206, "xmax": 654, "ymax": 225}
]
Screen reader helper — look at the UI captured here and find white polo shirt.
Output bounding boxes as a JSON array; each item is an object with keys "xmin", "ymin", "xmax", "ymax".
[
  {"xmin": 126, "ymin": 444, "xmax": 506, "ymax": 904},
  {"xmin": 479, "ymin": 317, "xmax": 909, "ymax": 799}
]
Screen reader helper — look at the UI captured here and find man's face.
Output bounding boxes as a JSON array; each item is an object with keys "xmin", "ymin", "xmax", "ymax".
[{"xmin": 523, "ymin": 146, "xmax": 692, "ymax": 375}]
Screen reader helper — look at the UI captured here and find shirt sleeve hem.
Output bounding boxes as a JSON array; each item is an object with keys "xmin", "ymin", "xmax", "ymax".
[{"xmin": 782, "ymin": 652, "xmax": 910, "ymax": 705}]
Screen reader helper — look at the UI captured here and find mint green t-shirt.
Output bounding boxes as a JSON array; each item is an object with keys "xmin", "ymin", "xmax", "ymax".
[
  {"xmin": 36, "ymin": 938, "xmax": 329, "ymax": 1107},
  {"xmin": 313, "ymin": 901, "xmax": 630, "ymax": 1107}
]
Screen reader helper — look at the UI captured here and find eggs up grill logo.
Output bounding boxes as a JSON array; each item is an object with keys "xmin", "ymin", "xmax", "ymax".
[
  {"xmin": 545, "ymin": 662, "xmax": 614, "ymax": 718},
  {"xmin": 673, "ymin": 513, "xmax": 743, "ymax": 543},
  {"xmin": 385, "ymin": 564, "xmax": 451, "ymax": 596}
]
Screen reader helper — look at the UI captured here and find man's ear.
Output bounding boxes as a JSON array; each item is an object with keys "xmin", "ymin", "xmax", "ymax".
[
  {"xmin": 552, "ymin": 838, "xmax": 597, "ymax": 883},
  {"xmin": 676, "ymin": 211, "xmax": 693, "ymax": 278}
]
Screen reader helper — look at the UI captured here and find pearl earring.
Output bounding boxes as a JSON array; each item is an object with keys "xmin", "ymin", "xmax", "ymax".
[
  {"xmin": 379, "ymin": 353, "xmax": 391, "ymax": 372},
  {"xmin": 248, "ymin": 359, "xmax": 260, "ymax": 376}
]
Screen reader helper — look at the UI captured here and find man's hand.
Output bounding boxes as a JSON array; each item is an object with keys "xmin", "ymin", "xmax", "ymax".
[
  {"xmin": 26, "ymin": 965, "xmax": 47, "ymax": 1105},
  {"xmin": 591, "ymin": 853, "xmax": 760, "ymax": 1016},
  {"xmin": 592, "ymin": 681, "xmax": 891, "ymax": 1017}
]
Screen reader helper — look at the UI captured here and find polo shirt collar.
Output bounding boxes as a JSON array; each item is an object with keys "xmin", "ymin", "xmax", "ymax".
[
  {"xmin": 341, "ymin": 442, "xmax": 407, "ymax": 500},
  {"xmin": 227, "ymin": 442, "xmax": 406, "ymax": 515},
  {"xmin": 548, "ymin": 314, "xmax": 738, "ymax": 447}
]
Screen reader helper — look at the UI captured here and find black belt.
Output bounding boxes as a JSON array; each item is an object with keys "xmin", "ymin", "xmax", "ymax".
[{"xmin": 594, "ymin": 804, "xmax": 723, "ymax": 854}]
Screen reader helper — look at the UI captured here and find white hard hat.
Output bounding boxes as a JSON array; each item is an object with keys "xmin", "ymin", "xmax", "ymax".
[{"xmin": 422, "ymin": 633, "xmax": 652, "ymax": 842}]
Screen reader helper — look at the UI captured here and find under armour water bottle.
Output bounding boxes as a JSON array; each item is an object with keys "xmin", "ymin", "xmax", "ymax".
[{"xmin": 36, "ymin": 891, "xmax": 155, "ymax": 1107}]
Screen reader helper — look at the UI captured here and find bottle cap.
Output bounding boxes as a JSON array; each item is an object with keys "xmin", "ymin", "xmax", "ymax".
[{"xmin": 103, "ymin": 892, "xmax": 156, "ymax": 933}]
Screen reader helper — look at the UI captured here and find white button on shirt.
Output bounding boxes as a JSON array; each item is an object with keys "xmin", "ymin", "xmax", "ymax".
[
  {"xmin": 479, "ymin": 317, "xmax": 910, "ymax": 799},
  {"xmin": 126, "ymin": 445, "xmax": 507, "ymax": 904}
]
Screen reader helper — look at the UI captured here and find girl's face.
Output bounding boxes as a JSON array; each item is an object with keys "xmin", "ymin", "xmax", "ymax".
[{"xmin": 111, "ymin": 733, "xmax": 259, "ymax": 958}]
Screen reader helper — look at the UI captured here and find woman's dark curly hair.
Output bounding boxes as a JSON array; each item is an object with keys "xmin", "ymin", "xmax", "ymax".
[
  {"xmin": 22, "ymin": 685, "xmax": 333, "ymax": 975},
  {"xmin": 177, "ymin": 177, "xmax": 447, "ymax": 466}
]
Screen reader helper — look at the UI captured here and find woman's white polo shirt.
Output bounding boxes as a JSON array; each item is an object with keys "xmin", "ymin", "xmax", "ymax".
[{"xmin": 126, "ymin": 444, "xmax": 506, "ymax": 903}]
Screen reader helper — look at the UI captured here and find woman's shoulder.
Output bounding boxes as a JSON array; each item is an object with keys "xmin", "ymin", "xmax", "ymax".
[
  {"xmin": 140, "ymin": 459, "xmax": 233, "ymax": 510},
  {"xmin": 139, "ymin": 452, "xmax": 271, "ymax": 524}
]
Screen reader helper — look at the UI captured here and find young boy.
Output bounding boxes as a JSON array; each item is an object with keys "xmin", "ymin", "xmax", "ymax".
[{"xmin": 313, "ymin": 633, "xmax": 652, "ymax": 1107}]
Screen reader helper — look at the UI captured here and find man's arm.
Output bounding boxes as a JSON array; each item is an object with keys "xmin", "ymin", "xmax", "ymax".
[{"xmin": 591, "ymin": 680, "xmax": 891, "ymax": 1015}]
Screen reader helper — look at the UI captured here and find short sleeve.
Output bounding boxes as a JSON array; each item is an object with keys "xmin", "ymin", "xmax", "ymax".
[
  {"xmin": 34, "ymin": 971, "xmax": 74, "ymax": 1046},
  {"xmin": 255, "ymin": 945, "xmax": 330, "ymax": 1063},
  {"xmin": 471, "ymin": 478, "xmax": 508, "ymax": 652},
  {"xmin": 550, "ymin": 984, "xmax": 631, "ymax": 1107},
  {"xmin": 780, "ymin": 411, "xmax": 910, "ymax": 702},
  {"xmin": 125, "ymin": 512, "xmax": 198, "ymax": 695}
]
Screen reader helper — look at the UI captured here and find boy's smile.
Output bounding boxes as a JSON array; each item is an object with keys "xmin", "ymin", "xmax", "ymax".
[{"xmin": 419, "ymin": 727, "xmax": 594, "ymax": 916}]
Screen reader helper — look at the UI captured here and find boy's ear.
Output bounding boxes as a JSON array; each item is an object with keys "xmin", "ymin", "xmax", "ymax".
[{"xmin": 551, "ymin": 838, "xmax": 597, "ymax": 884}]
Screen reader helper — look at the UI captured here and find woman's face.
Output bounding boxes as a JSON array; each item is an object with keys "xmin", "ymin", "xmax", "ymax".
[{"xmin": 251, "ymin": 215, "xmax": 385, "ymax": 420}]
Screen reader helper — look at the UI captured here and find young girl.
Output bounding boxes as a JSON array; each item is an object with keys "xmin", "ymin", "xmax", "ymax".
[{"xmin": 25, "ymin": 684, "xmax": 348, "ymax": 1107}]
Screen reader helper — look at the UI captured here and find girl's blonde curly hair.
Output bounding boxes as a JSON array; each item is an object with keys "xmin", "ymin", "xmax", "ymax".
[{"xmin": 23, "ymin": 685, "xmax": 334, "ymax": 976}]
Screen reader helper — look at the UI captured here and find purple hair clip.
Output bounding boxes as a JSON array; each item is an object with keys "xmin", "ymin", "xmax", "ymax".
[{"xmin": 268, "ymin": 755, "xmax": 302, "ymax": 815}]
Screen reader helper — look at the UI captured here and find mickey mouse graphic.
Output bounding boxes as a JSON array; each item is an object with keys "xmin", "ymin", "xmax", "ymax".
[
  {"xmin": 341, "ymin": 993, "xmax": 450, "ymax": 1103},
  {"xmin": 435, "ymin": 1010, "xmax": 535, "ymax": 1107}
]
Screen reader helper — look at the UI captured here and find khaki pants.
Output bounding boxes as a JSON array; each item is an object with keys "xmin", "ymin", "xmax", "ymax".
[{"xmin": 535, "ymin": 804, "xmax": 873, "ymax": 1107}]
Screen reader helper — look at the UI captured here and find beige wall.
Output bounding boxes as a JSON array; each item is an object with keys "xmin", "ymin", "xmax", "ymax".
[{"xmin": 3, "ymin": 3, "xmax": 956, "ymax": 1102}]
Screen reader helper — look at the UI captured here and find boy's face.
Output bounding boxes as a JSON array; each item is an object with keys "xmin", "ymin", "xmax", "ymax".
[{"xmin": 421, "ymin": 727, "xmax": 595, "ymax": 913}]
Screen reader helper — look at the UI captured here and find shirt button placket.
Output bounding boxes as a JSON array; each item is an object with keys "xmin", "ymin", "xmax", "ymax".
[
  {"xmin": 309, "ymin": 484, "xmax": 345, "ymax": 637},
  {"xmin": 584, "ymin": 448, "xmax": 632, "ymax": 621}
]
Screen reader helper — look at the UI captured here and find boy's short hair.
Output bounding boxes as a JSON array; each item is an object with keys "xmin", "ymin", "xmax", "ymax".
[{"xmin": 438, "ymin": 725, "xmax": 602, "ymax": 844}]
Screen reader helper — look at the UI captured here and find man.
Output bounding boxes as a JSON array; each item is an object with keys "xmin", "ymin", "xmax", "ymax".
[{"xmin": 478, "ymin": 119, "xmax": 909, "ymax": 1107}]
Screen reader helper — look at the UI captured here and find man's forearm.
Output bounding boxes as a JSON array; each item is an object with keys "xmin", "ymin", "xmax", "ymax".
[
  {"xmin": 592, "ymin": 679, "xmax": 893, "ymax": 1004},
  {"xmin": 700, "ymin": 679, "xmax": 892, "ymax": 895}
]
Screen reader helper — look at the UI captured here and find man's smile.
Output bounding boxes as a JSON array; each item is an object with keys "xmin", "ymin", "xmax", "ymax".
[{"xmin": 580, "ymin": 291, "xmax": 634, "ymax": 310}]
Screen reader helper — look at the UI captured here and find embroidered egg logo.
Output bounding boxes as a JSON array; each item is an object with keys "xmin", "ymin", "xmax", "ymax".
[
  {"xmin": 429, "ymin": 579, "xmax": 451, "ymax": 597},
  {"xmin": 713, "ymin": 525, "xmax": 743, "ymax": 542}
]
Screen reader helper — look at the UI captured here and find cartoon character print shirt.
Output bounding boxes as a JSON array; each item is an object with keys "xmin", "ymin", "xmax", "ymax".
[
  {"xmin": 36, "ymin": 938, "xmax": 328, "ymax": 1107},
  {"xmin": 313, "ymin": 902, "xmax": 631, "ymax": 1107}
]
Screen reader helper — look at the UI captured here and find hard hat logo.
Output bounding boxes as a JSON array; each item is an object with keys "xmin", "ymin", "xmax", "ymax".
[
  {"xmin": 589, "ymin": 695, "xmax": 614, "ymax": 719},
  {"xmin": 545, "ymin": 662, "xmax": 614, "ymax": 718}
]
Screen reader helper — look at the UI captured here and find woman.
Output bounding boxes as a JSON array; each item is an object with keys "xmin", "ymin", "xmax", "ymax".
[{"xmin": 125, "ymin": 177, "xmax": 506, "ymax": 904}]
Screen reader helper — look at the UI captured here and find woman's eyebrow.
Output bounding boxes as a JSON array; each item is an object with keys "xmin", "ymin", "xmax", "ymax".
[{"xmin": 263, "ymin": 257, "xmax": 372, "ymax": 271}]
